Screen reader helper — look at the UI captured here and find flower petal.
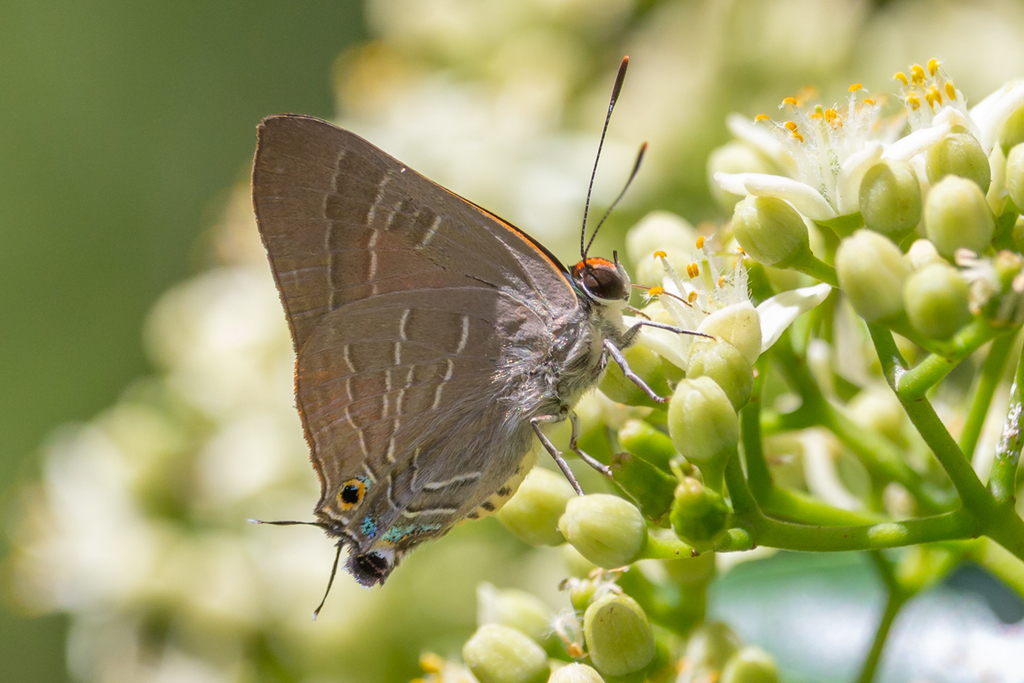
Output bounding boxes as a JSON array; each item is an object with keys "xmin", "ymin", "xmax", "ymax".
[
  {"xmin": 970, "ymin": 80, "xmax": 1024, "ymax": 153},
  {"xmin": 625, "ymin": 318, "xmax": 690, "ymax": 370},
  {"xmin": 882, "ymin": 117, "xmax": 953, "ymax": 161},
  {"xmin": 713, "ymin": 172, "xmax": 837, "ymax": 220},
  {"xmin": 725, "ymin": 113, "xmax": 797, "ymax": 176},
  {"xmin": 756, "ymin": 282, "xmax": 832, "ymax": 353},
  {"xmin": 835, "ymin": 142, "xmax": 882, "ymax": 215}
]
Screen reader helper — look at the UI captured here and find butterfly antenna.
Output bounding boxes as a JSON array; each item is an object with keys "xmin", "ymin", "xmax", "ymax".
[
  {"xmin": 583, "ymin": 142, "xmax": 647, "ymax": 258},
  {"xmin": 312, "ymin": 544, "xmax": 344, "ymax": 621},
  {"xmin": 247, "ymin": 518, "xmax": 328, "ymax": 529},
  {"xmin": 581, "ymin": 56, "xmax": 630, "ymax": 261}
]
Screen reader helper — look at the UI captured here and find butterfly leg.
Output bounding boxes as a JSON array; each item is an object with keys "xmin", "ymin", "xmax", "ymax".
[
  {"xmin": 568, "ymin": 412, "xmax": 612, "ymax": 478},
  {"xmin": 603, "ymin": 339, "xmax": 669, "ymax": 404},
  {"xmin": 531, "ymin": 414, "xmax": 585, "ymax": 495}
]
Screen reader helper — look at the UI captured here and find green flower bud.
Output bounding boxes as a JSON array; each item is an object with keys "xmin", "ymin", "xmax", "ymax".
[
  {"xmin": 687, "ymin": 339, "xmax": 753, "ymax": 410},
  {"xmin": 598, "ymin": 343, "xmax": 668, "ymax": 407},
  {"xmin": 549, "ymin": 663, "xmax": 605, "ymax": 683},
  {"xmin": 668, "ymin": 377, "xmax": 740, "ymax": 493},
  {"xmin": 617, "ymin": 419, "xmax": 677, "ymax": 471},
  {"xmin": 835, "ymin": 229, "xmax": 909, "ymax": 322},
  {"xmin": 678, "ymin": 622, "xmax": 740, "ymax": 683},
  {"xmin": 903, "ymin": 262, "xmax": 970, "ymax": 340},
  {"xmin": 625, "ymin": 211, "xmax": 698, "ymax": 265},
  {"xmin": 925, "ymin": 130, "xmax": 991, "ymax": 193},
  {"xmin": 1013, "ymin": 215, "xmax": 1024, "ymax": 253},
  {"xmin": 999, "ymin": 104, "xmax": 1024, "ymax": 154},
  {"xmin": 462, "ymin": 625, "xmax": 549, "ymax": 683},
  {"xmin": 731, "ymin": 196, "xmax": 811, "ymax": 268},
  {"xmin": 477, "ymin": 583, "xmax": 553, "ymax": 645},
  {"xmin": 558, "ymin": 494, "xmax": 647, "ymax": 568},
  {"xmin": 1006, "ymin": 142, "xmax": 1024, "ymax": 211},
  {"xmin": 695, "ymin": 302, "xmax": 762, "ymax": 366},
  {"xmin": 720, "ymin": 647, "xmax": 779, "ymax": 683},
  {"xmin": 859, "ymin": 159, "xmax": 922, "ymax": 240},
  {"xmin": 497, "ymin": 468, "xmax": 576, "ymax": 546},
  {"xmin": 610, "ymin": 451, "xmax": 678, "ymax": 522},
  {"xmin": 670, "ymin": 477, "xmax": 729, "ymax": 549},
  {"xmin": 905, "ymin": 238, "xmax": 944, "ymax": 270},
  {"xmin": 562, "ymin": 544, "xmax": 598, "ymax": 578},
  {"xmin": 583, "ymin": 593, "xmax": 656, "ymax": 677},
  {"xmin": 707, "ymin": 142, "xmax": 775, "ymax": 211},
  {"xmin": 924, "ymin": 175, "xmax": 995, "ymax": 258},
  {"xmin": 567, "ymin": 578, "xmax": 598, "ymax": 612}
]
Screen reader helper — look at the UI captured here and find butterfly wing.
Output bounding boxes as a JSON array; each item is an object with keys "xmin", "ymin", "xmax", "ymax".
[{"xmin": 252, "ymin": 115, "xmax": 580, "ymax": 583}]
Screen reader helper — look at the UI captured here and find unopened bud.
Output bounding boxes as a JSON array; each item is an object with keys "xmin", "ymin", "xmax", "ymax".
[
  {"xmin": 477, "ymin": 583, "xmax": 553, "ymax": 645},
  {"xmin": 598, "ymin": 343, "xmax": 668, "ymax": 407},
  {"xmin": 926, "ymin": 130, "xmax": 991, "ymax": 193},
  {"xmin": 668, "ymin": 377, "xmax": 739, "ymax": 493},
  {"xmin": 558, "ymin": 494, "xmax": 647, "ymax": 568},
  {"xmin": 835, "ymin": 230, "xmax": 909, "ymax": 322},
  {"xmin": 903, "ymin": 262, "xmax": 971, "ymax": 340},
  {"xmin": 687, "ymin": 339, "xmax": 754, "ymax": 410},
  {"xmin": 678, "ymin": 622, "xmax": 741, "ymax": 683},
  {"xmin": 670, "ymin": 476, "xmax": 729, "ymax": 549},
  {"xmin": 999, "ymin": 104, "xmax": 1024, "ymax": 154},
  {"xmin": 462, "ymin": 624, "xmax": 549, "ymax": 683},
  {"xmin": 583, "ymin": 593, "xmax": 656, "ymax": 677},
  {"xmin": 549, "ymin": 663, "xmax": 605, "ymax": 683},
  {"xmin": 924, "ymin": 175, "xmax": 995, "ymax": 258},
  {"xmin": 496, "ymin": 468, "xmax": 576, "ymax": 546},
  {"xmin": 617, "ymin": 419, "xmax": 677, "ymax": 471},
  {"xmin": 905, "ymin": 238, "xmax": 943, "ymax": 270},
  {"xmin": 1006, "ymin": 142, "xmax": 1024, "ymax": 211},
  {"xmin": 720, "ymin": 647, "xmax": 780, "ymax": 683},
  {"xmin": 695, "ymin": 301, "xmax": 762, "ymax": 365},
  {"xmin": 859, "ymin": 159, "xmax": 922, "ymax": 240},
  {"xmin": 731, "ymin": 196, "xmax": 811, "ymax": 268},
  {"xmin": 626, "ymin": 211, "xmax": 698, "ymax": 265}
]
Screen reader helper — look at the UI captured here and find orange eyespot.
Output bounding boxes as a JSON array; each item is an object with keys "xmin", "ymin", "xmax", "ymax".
[{"xmin": 337, "ymin": 478, "xmax": 367, "ymax": 509}]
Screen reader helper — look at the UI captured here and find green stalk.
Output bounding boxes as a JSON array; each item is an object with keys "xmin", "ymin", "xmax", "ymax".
[
  {"xmin": 856, "ymin": 551, "xmax": 910, "ymax": 683},
  {"xmin": 989, "ymin": 334, "xmax": 1024, "ymax": 503},
  {"xmin": 960, "ymin": 332, "xmax": 1016, "ymax": 459}
]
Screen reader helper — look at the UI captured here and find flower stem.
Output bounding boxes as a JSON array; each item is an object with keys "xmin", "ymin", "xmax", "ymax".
[
  {"xmin": 791, "ymin": 252, "xmax": 839, "ymax": 287},
  {"xmin": 856, "ymin": 551, "xmax": 909, "ymax": 683},
  {"xmin": 895, "ymin": 319, "xmax": 1002, "ymax": 400},
  {"xmin": 960, "ymin": 331, "xmax": 1017, "ymax": 460},
  {"xmin": 989, "ymin": 334, "xmax": 1024, "ymax": 504}
]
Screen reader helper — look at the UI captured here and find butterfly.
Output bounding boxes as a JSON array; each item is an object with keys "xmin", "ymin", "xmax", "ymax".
[{"xmin": 250, "ymin": 58, "xmax": 690, "ymax": 608}]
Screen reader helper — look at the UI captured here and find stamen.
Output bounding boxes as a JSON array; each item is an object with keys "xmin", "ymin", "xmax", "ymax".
[
  {"xmin": 687, "ymin": 291, "xmax": 699, "ymax": 304},
  {"xmin": 648, "ymin": 286, "xmax": 665, "ymax": 296},
  {"xmin": 653, "ymin": 250, "xmax": 667, "ymax": 259},
  {"xmin": 910, "ymin": 64, "xmax": 925, "ymax": 84},
  {"xmin": 893, "ymin": 72, "xmax": 909, "ymax": 86},
  {"xmin": 927, "ymin": 58, "xmax": 939, "ymax": 76},
  {"xmin": 782, "ymin": 96, "xmax": 798, "ymax": 106},
  {"xmin": 945, "ymin": 81, "xmax": 956, "ymax": 100},
  {"xmin": 848, "ymin": 83, "xmax": 863, "ymax": 92},
  {"xmin": 792, "ymin": 131, "xmax": 804, "ymax": 142},
  {"xmin": 420, "ymin": 653, "xmax": 445, "ymax": 674},
  {"xmin": 754, "ymin": 113, "xmax": 770, "ymax": 122},
  {"xmin": 784, "ymin": 121, "xmax": 798, "ymax": 131},
  {"xmin": 718, "ymin": 275, "xmax": 727, "ymax": 288},
  {"xmin": 906, "ymin": 93, "xmax": 920, "ymax": 110},
  {"xmin": 695, "ymin": 236, "xmax": 705, "ymax": 249},
  {"xmin": 686, "ymin": 262, "xmax": 700, "ymax": 278},
  {"xmin": 863, "ymin": 98, "xmax": 875, "ymax": 106},
  {"xmin": 926, "ymin": 86, "xmax": 942, "ymax": 107}
]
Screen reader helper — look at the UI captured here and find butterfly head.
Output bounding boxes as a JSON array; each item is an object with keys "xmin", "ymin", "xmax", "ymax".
[{"xmin": 571, "ymin": 253, "xmax": 631, "ymax": 306}]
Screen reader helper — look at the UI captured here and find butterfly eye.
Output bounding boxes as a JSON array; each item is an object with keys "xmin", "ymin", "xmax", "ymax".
[
  {"xmin": 574, "ymin": 258, "xmax": 627, "ymax": 302},
  {"xmin": 337, "ymin": 478, "xmax": 367, "ymax": 509}
]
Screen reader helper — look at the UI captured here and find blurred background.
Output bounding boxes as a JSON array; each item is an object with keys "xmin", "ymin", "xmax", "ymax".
[{"xmin": 4, "ymin": 1, "xmax": 1024, "ymax": 681}]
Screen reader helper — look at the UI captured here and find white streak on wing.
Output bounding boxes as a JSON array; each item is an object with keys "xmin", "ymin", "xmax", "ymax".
[
  {"xmin": 410, "ymin": 447, "xmax": 422, "ymax": 489},
  {"xmin": 366, "ymin": 173, "xmax": 392, "ymax": 225},
  {"xmin": 418, "ymin": 215, "xmax": 443, "ymax": 249},
  {"xmin": 401, "ymin": 507, "xmax": 458, "ymax": 519},
  {"xmin": 367, "ymin": 230, "xmax": 379, "ymax": 296},
  {"xmin": 396, "ymin": 308, "xmax": 410, "ymax": 365},
  {"xmin": 343, "ymin": 344, "xmax": 356, "ymax": 373},
  {"xmin": 386, "ymin": 418, "xmax": 400, "ymax": 464},
  {"xmin": 432, "ymin": 359, "xmax": 455, "ymax": 409},
  {"xmin": 422, "ymin": 472, "xmax": 482, "ymax": 491},
  {"xmin": 362, "ymin": 463, "xmax": 378, "ymax": 484},
  {"xmin": 457, "ymin": 315, "xmax": 471, "ymax": 354}
]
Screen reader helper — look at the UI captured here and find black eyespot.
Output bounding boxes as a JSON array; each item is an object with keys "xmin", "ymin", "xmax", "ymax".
[
  {"xmin": 341, "ymin": 484, "xmax": 361, "ymax": 504},
  {"xmin": 574, "ymin": 259, "xmax": 626, "ymax": 301}
]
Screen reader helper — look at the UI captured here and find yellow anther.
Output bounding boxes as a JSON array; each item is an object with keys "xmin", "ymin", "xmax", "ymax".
[
  {"xmin": 754, "ymin": 113, "xmax": 770, "ymax": 122},
  {"xmin": 945, "ymin": 81, "xmax": 956, "ymax": 100},
  {"xmin": 863, "ymin": 98, "xmax": 876, "ymax": 106},
  {"xmin": 782, "ymin": 96, "xmax": 798, "ymax": 106},
  {"xmin": 686, "ymin": 262, "xmax": 700, "ymax": 279},
  {"xmin": 893, "ymin": 72, "xmax": 909, "ymax": 86},
  {"xmin": 810, "ymin": 111, "xmax": 823, "ymax": 120},
  {"xmin": 926, "ymin": 86, "xmax": 942, "ymax": 106},
  {"xmin": 420, "ymin": 653, "xmax": 445, "ymax": 674},
  {"xmin": 718, "ymin": 275, "xmax": 727, "ymax": 288},
  {"xmin": 848, "ymin": 83, "xmax": 863, "ymax": 92},
  {"xmin": 906, "ymin": 92, "xmax": 920, "ymax": 110},
  {"xmin": 653, "ymin": 250, "xmax": 667, "ymax": 259},
  {"xmin": 696, "ymin": 235, "xmax": 705, "ymax": 249},
  {"xmin": 910, "ymin": 64, "xmax": 925, "ymax": 84},
  {"xmin": 648, "ymin": 286, "xmax": 665, "ymax": 296},
  {"xmin": 824, "ymin": 108, "xmax": 838, "ymax": 122},
  {"xmin": 784, "ymin": 121, "xmax": 798, "ymax": 131},
  {"xmin": 927, "ymin": 58, "xmax": 939, "ymax": 76},
  {"xmin": 687, "ymin": 291, "xmax": 699, "ymax": 304},
  {"xmin": 792, "ymin": 131, "xmax": 804, "ymax": 142}
]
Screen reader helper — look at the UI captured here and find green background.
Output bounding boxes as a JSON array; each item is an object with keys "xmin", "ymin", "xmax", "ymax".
[{"xmin": 0, "ymin": 2, "xmax": 364, "ymax": 679}]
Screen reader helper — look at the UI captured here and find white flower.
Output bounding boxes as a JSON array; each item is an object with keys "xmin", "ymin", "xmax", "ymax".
[{"xmin": 626, "ymin": 236, "xmax": 830, "ymax": 368}]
